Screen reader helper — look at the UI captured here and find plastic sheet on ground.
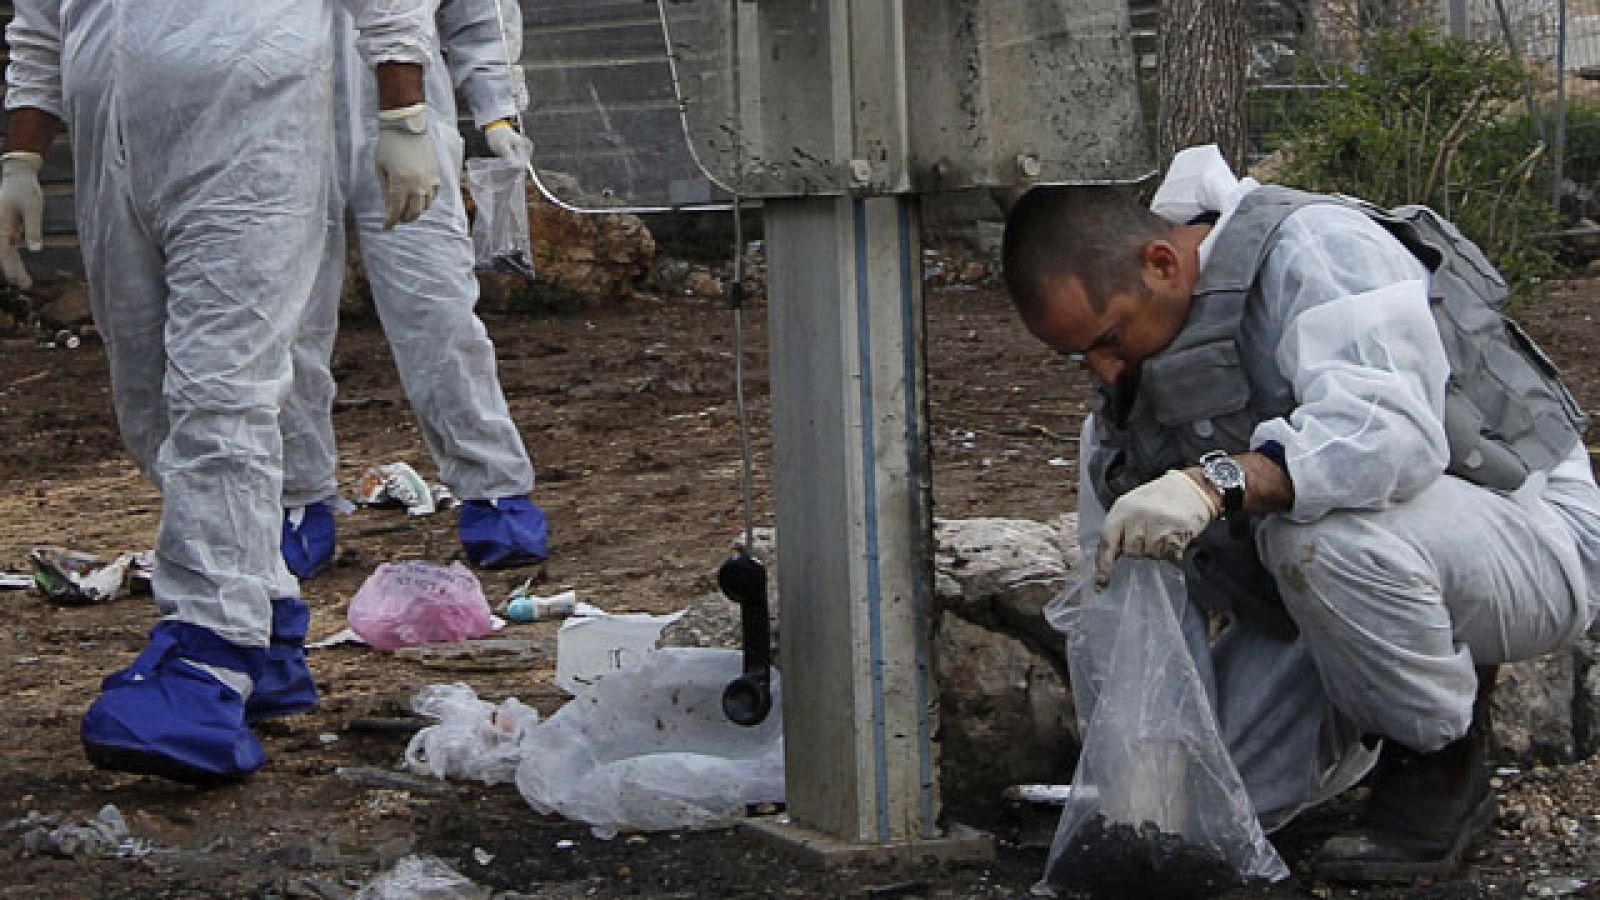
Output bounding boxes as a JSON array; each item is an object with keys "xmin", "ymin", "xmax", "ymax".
[
  {"xmin": 404, "ymin": 683, "xmax": 539, "ymax": 785},
  {"xmin": 1043, "ymin": 560, "xmax": 1287, "ymax": 896},
  {"xmin": 516, "ymin": 647, "xmax": 784, "ymax": 839},
  {"xmin": 554, "ymin": 603, "xmax": 684, "ymax": 693}
]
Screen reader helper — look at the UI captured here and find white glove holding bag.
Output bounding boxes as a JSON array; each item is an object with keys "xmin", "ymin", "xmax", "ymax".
[
  {"xmin": 1095, "ymin": 469, "xmax": 1220, "ymax": 587},
  {"xmin": 375, "ymin": 104, "xmax": 442, "ymax": 230},
  {"xmin": 0, "ymin": 151, "xmax": 45, "ymax": 289},
  {"xmin": 484, "ymin": 121, "xmax": 532, "ymax": 167}
]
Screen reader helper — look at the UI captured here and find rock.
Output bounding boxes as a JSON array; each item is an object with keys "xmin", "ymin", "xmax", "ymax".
[
  {"xmin": 34, "ymin": 281, "xmax": 90, "ymax": 329},
  {"xmin": 937, "ymin": 611, "xmax": 1076, "ymax": 824},
  {"xmin": 931, "ymin": 516, "xmax": 1080, "ymax": 819},
  {"xmin": 342, "ymin": 178, "xmax": 656, "ymax": 316},
  {"xmin": 1574, "ymin": 636, "xmax": 1600, "ymax": 758},
  {"xmin": 1490, "ymin": 650, "xmax": 1577, "ymax": 765},
  {"xmin": 683, "ymin": 269, "xmax": 722, "ymax": 298},
  {"xmin": 933, "ymin": 516, "xmax": 1078, "ymax": 657},
  {"xmin": 526, "ymin": 177, "xmax": 656, "ymax": 302}
]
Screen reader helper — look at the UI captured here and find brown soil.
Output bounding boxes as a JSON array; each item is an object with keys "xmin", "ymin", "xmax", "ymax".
[{"xmin": 0, "ymin": 272, "xmax": 1597, "ymax": 898}]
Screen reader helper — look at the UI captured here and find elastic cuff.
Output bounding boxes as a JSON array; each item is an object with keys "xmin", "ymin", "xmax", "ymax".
[
  {"xmin": 1175, "ymin": 469, "xmax": 1222, "ymax": 517},
  {"xmin": 378, "ymin": 103, "xmax": 429, "ymax": 134},
  {"xmin": 378, "ymin": 102, "xmax": 428, "ymax": 121},
  {"xmin": 1, "ymin": 151, "xmax": 43, "ymax": 170},
  {"xmin": 484, "ymin": 118, "xmax": 514, "ymax": 132}
]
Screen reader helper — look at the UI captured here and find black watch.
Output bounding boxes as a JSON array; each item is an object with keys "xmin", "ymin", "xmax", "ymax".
[{"xmin": 1199, "ymin": 450, "xmax": 1246, "ymax": 513}]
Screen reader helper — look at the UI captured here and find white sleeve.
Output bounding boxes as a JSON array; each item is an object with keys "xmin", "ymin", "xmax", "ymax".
[
  {"xmin": 342, "ymin": 0, "xmax": 435, "ymax": 68},
  {"xmin": 1249, "ymin": 204, "xmax": 1452, "ymax": 523},
  {"xmin": 436, "ymin": 0, "xmax": 519, "ymax": 127},
  {"xmin": 4, "ymin": 0, "xmax": 63, "ymax": 118}
]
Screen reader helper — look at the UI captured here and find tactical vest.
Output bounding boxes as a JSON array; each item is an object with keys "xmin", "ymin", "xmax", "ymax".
[{"xmin": 1089, "ymin": 184, "xmax": 1588, "ymax": 509}]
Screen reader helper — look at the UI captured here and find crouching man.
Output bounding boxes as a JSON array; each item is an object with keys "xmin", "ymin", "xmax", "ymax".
[{"xmin": 1002, "ymin": 144, "xmax": 1600, "ymax": 881}]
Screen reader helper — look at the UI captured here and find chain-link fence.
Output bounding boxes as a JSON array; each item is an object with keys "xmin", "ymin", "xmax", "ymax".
[{"xmin": 1233, "ymin": 0, "xmax": 1600, "ymax": 215}]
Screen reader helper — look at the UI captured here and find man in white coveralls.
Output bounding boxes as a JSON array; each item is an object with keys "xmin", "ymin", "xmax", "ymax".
[
  {"xmin": 1002, "ymin": 144, "xmax": 1600, "ymax": 881},
  {"xmin": 0, "ymin": 0, "xmax": 440, "ymax": 782}
]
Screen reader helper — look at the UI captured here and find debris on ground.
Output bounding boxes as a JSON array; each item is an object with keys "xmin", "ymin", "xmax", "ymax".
[
  {"xmin": 503, "ymin": 584, "xmax": 575, "ymax": 622},
  {"xmin": 354, "ymin": 853, "xmax": 487, "ymax": 900},
  {"xmin": 7, "ymin": 804, "xmax": 153, "ymax": 859},
  {"xmin": 393, "ymin": 638, "xmax": 547, "ymax": 670},
  {"xmin": 357, "ymin": 461, "xmax": 438, "ymax": 516},
  {"xmin": 403, "ymin": 683, "xmax": 538, "ymax": 785},
  {"xmin": 334, "ymin": 766, "xmax": 459, "ymax": 798},
  {"xmin": 27, "ymin": 546, "xmax": 146, "ymax": 606}
]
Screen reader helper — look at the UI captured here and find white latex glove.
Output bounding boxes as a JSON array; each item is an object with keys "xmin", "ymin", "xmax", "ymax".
[
  {"xmin": 484, "ymin": 121, "xmax": 531, "ymax": 167},
  {"xmin": 1095, "ymin": 469, "xmax": 1220, "ymax": 587},
  {"xmin": 0, "ymin": 151, "xmax": 44, "ymax": 289},
  {"xmin": 375, "ymin": 103, "xmax": 441, "ymax": 230}
]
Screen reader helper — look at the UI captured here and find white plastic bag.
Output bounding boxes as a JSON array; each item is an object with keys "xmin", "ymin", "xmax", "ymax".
[
  {"xmin": 465, "ymin": 158, "xmax": 533, "ymax": 277},
  {"xmin": 1043, "ymin": 560, "xmax": 1287, "ymax": 895},
  {"xmin": 516, "ymin": 647, "xmax": 784, "ymax": 839},
  {"xmin": 403, "ymin": 683, "xmax": 539, "ymax": 785}
]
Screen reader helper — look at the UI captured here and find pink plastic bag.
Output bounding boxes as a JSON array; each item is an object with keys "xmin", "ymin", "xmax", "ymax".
[{"xmin": 347, "ymin": 561, "xmax": 495, "ymax": 650}]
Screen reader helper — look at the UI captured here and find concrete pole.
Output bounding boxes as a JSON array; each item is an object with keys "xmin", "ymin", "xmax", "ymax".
[
  {"xmin": 749, "ymin": 192, "xmax": 989, "ymax": 866},
  {"xmin": 760, "ymin": 194, "xmax": 944, "ymax": 848}
]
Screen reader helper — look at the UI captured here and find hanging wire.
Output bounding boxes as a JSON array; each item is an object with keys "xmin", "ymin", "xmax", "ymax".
[
  {"xmin": 491, "ymin": 0, "xmax": 758, "ymax": 553},
  {"xmin": 486, "ymin": 0, "xmax": 731, "ymax": 214}
]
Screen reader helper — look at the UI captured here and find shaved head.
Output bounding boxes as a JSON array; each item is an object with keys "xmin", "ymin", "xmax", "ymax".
[{"xmin": 1001, "ymin": 185, "xmax": 1173, "ymax": 325}]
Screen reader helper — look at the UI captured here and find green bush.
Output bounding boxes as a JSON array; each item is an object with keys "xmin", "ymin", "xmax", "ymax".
[{"xmin": 1271, "ymin": 27, "xmax": 1563, "ymax": 289}]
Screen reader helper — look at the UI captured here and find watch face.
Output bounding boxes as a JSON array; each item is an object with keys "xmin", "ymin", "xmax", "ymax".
[{"xmin": 1206, "ymin": 457, "xmax": 1245, "ymax": 490}]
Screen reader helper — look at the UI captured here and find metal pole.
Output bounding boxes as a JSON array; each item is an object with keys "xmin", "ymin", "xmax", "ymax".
[
  {"xmin": 1449, "ymin": 0, "xmax": 1469, "ymax": 38},
  {"xmin": 1554, "ymin": 0, "xmax": 1569, "ymax": 208}
]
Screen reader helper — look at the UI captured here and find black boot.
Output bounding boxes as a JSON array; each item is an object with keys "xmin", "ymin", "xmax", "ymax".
[{"xmin": 1312, "ymin": 667, "xmax": 1499, "ymax": 883}]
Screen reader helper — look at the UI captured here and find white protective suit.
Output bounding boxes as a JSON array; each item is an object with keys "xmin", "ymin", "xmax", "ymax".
[
  {"xmin": 4, "ymin": 0, "xmax": 434, "ymax": 647},
  {"xmin": 281, "ymin": 0, "xmax": 533, "ymax": 510},
  {"xmin": 1072, "ymin": 146, "xmax": 1600, "ymax": 825}
]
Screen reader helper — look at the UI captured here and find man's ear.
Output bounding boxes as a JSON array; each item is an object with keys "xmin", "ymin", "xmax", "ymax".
[{"xmin": 1137, "ymin": 239, "xmax": 1182, "ymax": 290}]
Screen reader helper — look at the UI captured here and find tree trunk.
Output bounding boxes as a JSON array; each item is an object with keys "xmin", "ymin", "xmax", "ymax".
[{"xmin": 1157, "ymin": 0, "xmax": 1250, "ymax": 172}]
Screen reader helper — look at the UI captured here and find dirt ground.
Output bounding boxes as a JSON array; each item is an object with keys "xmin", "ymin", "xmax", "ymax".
[{"xmin": 1, "ymin": 267, "xmax": 1598, "ymax": 898}]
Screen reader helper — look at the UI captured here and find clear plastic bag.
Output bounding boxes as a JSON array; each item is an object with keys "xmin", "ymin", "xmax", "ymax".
[
  {"xmin": 1043, "ymin": 560, "xmax": 1287, "ymax": 896},
  {"xmin": 354, "ymin": 854, "xmax": 484, "ymax": 900},
  {"xmin": 403, "ymin": 683, "xmax": 539, "ymax": 785},
  {"xmin": 465, "ymin": 158, "xmax": 534, "ymax": 278},
  {"xmin": 515, "ymin": 648, "xmax": 785, "ymax": 839},
  {"xmin": 346, "ymin": 561, "xmax": 495, "ymax": 650}
]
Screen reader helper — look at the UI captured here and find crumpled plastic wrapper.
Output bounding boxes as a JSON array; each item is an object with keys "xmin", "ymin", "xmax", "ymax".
[
  {"xmin": 357, "ymin": 461, "xmax": 437, "ymax": 516},
  {"xmin": 28, "ymin": 547, "xmax": 146, "ymax": 607}
]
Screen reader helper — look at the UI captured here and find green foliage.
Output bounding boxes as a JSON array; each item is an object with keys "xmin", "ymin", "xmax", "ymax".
[
  {"xmin": 1272, "ymin": 27, "xmax": 1563, "ymax": 289},
  {"xmin": 507, "ymin": 279, "xmax": 586, "ymax": 316}
]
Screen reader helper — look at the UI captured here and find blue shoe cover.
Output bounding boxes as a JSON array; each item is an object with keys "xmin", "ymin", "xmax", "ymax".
[
  {"xmin": 282, "ymin": 502, "xmax": 336, "ymax": 579},
  {"xmin": 82, "ymin": 620, "xmax": 267, "ymax": 785},
  {"xmin": 246, "ymin": 597, "xmax": 319, "ymax": 723},
  {"xmin": 459, "ymin": 496, "xmax": 549, "ymax": 568}
]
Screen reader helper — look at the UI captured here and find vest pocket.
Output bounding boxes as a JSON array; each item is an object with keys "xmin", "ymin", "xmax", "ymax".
[{"xmin": 1141, "ymin": 341, "xmax": 1252, "ymax": 429}]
